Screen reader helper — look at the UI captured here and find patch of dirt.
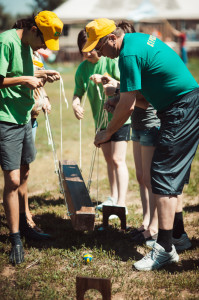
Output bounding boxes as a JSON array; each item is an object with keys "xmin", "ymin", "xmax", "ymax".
[{"xmin": 1, "ymin": 266, "xmax": 15, "ymax": 277}]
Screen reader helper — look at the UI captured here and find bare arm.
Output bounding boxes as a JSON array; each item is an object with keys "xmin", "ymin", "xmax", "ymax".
[
  {"xmin": 0, "ymin": 76, "xmax": 44, "ymax": 90},
  {"xmin": 72, "ymin": 95, "xmax": 84, "ymax": 120},
  {"xmin": 135, "ymin": 91, "xmax": 149, "ymax": 109},
  {"xmin": 94, "ymin": 91, "xmax": 136, "ymax": 147}
]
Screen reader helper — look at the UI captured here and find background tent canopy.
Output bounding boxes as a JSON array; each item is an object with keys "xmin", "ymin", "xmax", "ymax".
[{"xmin": 54, "ymin": 0, "xmax": 199, "ymax": 23}]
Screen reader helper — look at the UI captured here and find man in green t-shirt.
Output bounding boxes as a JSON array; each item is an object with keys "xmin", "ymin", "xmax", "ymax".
[
  {"xmin": 0, "ymin": 11, "xmax": 63, "ymax": 265},
  {"xmin": 82, "ymin": 18, "xmax": 199, "ymax": 271}
]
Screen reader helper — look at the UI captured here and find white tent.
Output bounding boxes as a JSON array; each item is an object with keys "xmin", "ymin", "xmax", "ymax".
[{"xmin": 54, "ymin": 0, "xmax": 199, "ymax": 24}]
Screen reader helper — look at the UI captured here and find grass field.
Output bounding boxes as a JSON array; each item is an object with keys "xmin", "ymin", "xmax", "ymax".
[{"xmin": 0, "ymin": 58, "xmax": 198, "ymax": 299}]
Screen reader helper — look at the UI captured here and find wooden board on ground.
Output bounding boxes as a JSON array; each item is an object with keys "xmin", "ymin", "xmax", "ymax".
[
  {"xmin": 60, "ymin": 160, "xmax": 95, "ymax": 231},
  {"xmin": 76, "ymin": 276, "xmax": 111, "ymax": 300}
]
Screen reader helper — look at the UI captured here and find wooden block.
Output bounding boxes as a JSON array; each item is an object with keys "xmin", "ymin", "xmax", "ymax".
[
  {"xmin": 103, "ymin": 205, "xmax": 126, "ymax": 230},
  {"xmin": 60, "ymin": 160, "xmax": 95, "ymax": 231},
  {"xmin": 76, "ymin": 276, "xmax": 111, "ymax": 300}
]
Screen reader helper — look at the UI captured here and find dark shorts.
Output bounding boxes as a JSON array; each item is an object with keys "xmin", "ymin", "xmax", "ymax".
[
  {"xmin": 131, "ymin": 126, "xmax": 160, "ymax": 146},
  {"xmin": 111, "ymin": 124, "xmax": 131, "ymax": 142},
  {"xmin": 0, "ymin": 120, "xmax": 36, "ymax": 171},
  {"xmin": 100, "ymin": 124, "xmax": 131, "ymax": 142},
  {"xmin": 151, "ymin": 88, "xmax": 199, "ymax": 195}
]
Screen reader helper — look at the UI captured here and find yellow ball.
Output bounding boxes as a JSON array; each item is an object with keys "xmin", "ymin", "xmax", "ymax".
[{"xmin": 83, "ymin": 253, "xmax": 93, "ymax": 263}]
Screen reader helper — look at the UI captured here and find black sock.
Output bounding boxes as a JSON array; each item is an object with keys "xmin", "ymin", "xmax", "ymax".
[
  {"xmin": 9, "ymin": 232, "xmax": 22, "ymax": 246},
  {"xmin": 157, "ymin": 229, "xmax": 173, "ymax": 252},
  {"xmin": 173, "ymin": 212, "xmax": 186, "ymax": 239}
]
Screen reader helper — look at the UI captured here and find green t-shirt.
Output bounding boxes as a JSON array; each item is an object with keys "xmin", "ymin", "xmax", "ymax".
[
  {"xmin": 74, "ymin": 56, "xmax": 131, "ymax": 129},
  {"xmin": 119, "ymin": 33, "xmax": 198, "ymax": 111},
  {"xmin": 0, "ymin": 29, "xmax": 34, "ymax": 124}
]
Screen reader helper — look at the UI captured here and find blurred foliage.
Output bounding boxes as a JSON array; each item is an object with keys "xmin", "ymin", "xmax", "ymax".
[
  {"xmin": 0, "ymin": 5, "xmax": 15, "ymax": 30},
  {"xmin": 31, "ymin": 0, "xmax": 66, "ymax": 13}
]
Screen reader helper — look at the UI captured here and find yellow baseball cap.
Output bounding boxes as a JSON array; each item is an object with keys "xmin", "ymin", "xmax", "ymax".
[
  {"xmin": 35, "ymin": 11, "xmax": 63, "ymax": 51},
  {"xmin": 82, "ymin": 18, "xmax": 116, "ymax": 52}
]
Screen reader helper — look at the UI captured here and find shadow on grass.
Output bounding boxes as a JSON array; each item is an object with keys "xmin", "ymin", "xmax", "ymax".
[
  {"xmin": 28, "ymin": 195, "xmax": 64, "ymax": 207},
  {"xmin": 183, "ymin": 203, "xmax": 199, "ymax": 213},
  {"xmin": 23, "ymin": 211, "xmax": 143, "ymax": 262}
]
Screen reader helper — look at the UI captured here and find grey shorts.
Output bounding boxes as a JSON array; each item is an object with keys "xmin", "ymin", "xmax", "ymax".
[
  {"xmin": 151, "ymin": 88, "xmax": 199, "ymax": 195},
  {"xmin": 131, "ymin": 126, "xmax": 160, "ymax": 146},
  {"xmin": 0, "ymin": 120, "xmax": 36, "ymax": 171}
]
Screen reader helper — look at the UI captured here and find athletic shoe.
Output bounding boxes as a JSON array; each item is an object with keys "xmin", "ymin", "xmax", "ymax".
[
  {"xmin": 145, "ymin": 239, "xmax": 156, "ymax": 249},
  {"xmin": 172, "ymin": 233, "xmax": 192, "ymax": 251},
  {"xmin": 96, "ymin": 196, "xmax": 117, "ymax": 211},
  {"xmin": 9, "ymin": 244, "xmax": 24, "ymax": 265},
  {"xmin": 134, "ymin": 242, "xmax": 179, "ymax": 271}
]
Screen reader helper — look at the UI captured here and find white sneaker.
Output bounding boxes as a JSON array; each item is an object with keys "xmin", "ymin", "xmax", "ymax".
[
  {"xmin": 145, "ymin": 238, "xmax": 156, "ymax": 249},
  {"xmin": 109, "ymin": 206, "xmax": 128, "ymax": 220},
  {"xmin": 96, "ymin": 196, "xmax": 117, "ymax": 211},
  {"xmin": 109, "ymin": 214, "xmax": 118, "ymax": 220},
  {"xmin": 172, "ymin": 233, "xmax": 192, "ymax": 251},
  {"xmin": 134, "ymin": 242, "xmax": 179, "ymax": 271}
]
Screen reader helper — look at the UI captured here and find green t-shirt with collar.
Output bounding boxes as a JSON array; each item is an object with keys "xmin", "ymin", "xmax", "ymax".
[
  {"xmin": 74, "ymin": 56, "xmax": 131, "ymax": 129},
  {"xmin": 119, "ymin": 33, "xmax": 198, "ymax": 111},
  {"xmin": 0, "ymin": 29, "xmax": 34, "ymax": 124}
]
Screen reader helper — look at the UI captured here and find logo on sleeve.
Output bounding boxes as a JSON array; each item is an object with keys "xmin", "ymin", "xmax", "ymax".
[{"xmin": 147, "ymin": 35, "xmax": 156, "ymax": 47}]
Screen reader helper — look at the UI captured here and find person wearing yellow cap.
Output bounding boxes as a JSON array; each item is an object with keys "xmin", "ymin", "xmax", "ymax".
[
  {"xmin": 83, "ymin": 18, "xmax": 198, "ymax": 271},
  {"xmin": 0, "ymin": 11, "xmax": 63, "ymax": 265}
]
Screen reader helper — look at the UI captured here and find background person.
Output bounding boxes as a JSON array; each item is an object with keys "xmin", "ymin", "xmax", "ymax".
[
  {"xmin": 83, "ymin": 18, "xmax": 198, "ymax": 271},
  {"xmin": 72, "ymin": 29, "xmax": 131, "ymax": 216},
  {"xmin": 0, "ymin": 11, "xmax": 63, "ymax": 265}
]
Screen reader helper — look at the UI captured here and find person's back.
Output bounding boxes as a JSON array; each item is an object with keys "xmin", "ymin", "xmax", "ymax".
[{"xmin": 119, "ymin": 33, "xmax": 198, "ymax": 111}]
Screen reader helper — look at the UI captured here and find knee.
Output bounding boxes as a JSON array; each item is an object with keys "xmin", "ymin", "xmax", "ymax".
[
  {"xmin": 5, "ymin": 176, "xmax": 20, "ymax": 191},
  {"xmin": 112, "ymin": 155, "xmax": 125, "ymax": 168}
]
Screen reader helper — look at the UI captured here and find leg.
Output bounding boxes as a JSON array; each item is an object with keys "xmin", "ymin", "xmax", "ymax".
[
  {"xmin": 155, "ymin": 194, "xmax": 177, "ymax": 230},
  {"xmin": 111, "ymin": 140, "xmax": 129, "ymax": 207},
  {"xmin": 101, "ymin": 142, "xmax": 118, "ymax": 200},
  {"xmin": 3, "ymin": 169, "xmax": 20, "ymax": 233},
  {"xmin": 18, "ymin": 164, "xmax": 29, "ymax": 215},
  {"xmin": 3, "ymin": 169, "xmax": 24, "ymax": 265},
  {"xmin": 141, "ymin": 145, "xmax": 158, "ymax": 237},
  {"xmin": 133, "ymin": 141, "xmax": 150, "ymax": 229}
]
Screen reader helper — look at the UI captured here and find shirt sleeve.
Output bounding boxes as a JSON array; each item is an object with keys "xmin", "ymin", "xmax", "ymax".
[
  {"xmin": 0, "ymin": 42, "xmax": 10, "ymax": 77},
  {"xmin": 119, "ymin": 55, "xmax": 142, "ymax": 92}
]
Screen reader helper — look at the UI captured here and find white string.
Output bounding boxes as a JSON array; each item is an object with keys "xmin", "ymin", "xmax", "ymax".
[
  {"xmin": 79, "ymin": 80, "xmax": 90, "ymax": 170},
  {"xmin": 39, "ymin": 78, "xmax": 70, "ymax": 215},
  {"xmin": 87, "ymin": 85, "xmax": 107, "ymax": 193},
  {"xmin": 60, "ymin": 76, "xmax": 69, "ymax": 164}
]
